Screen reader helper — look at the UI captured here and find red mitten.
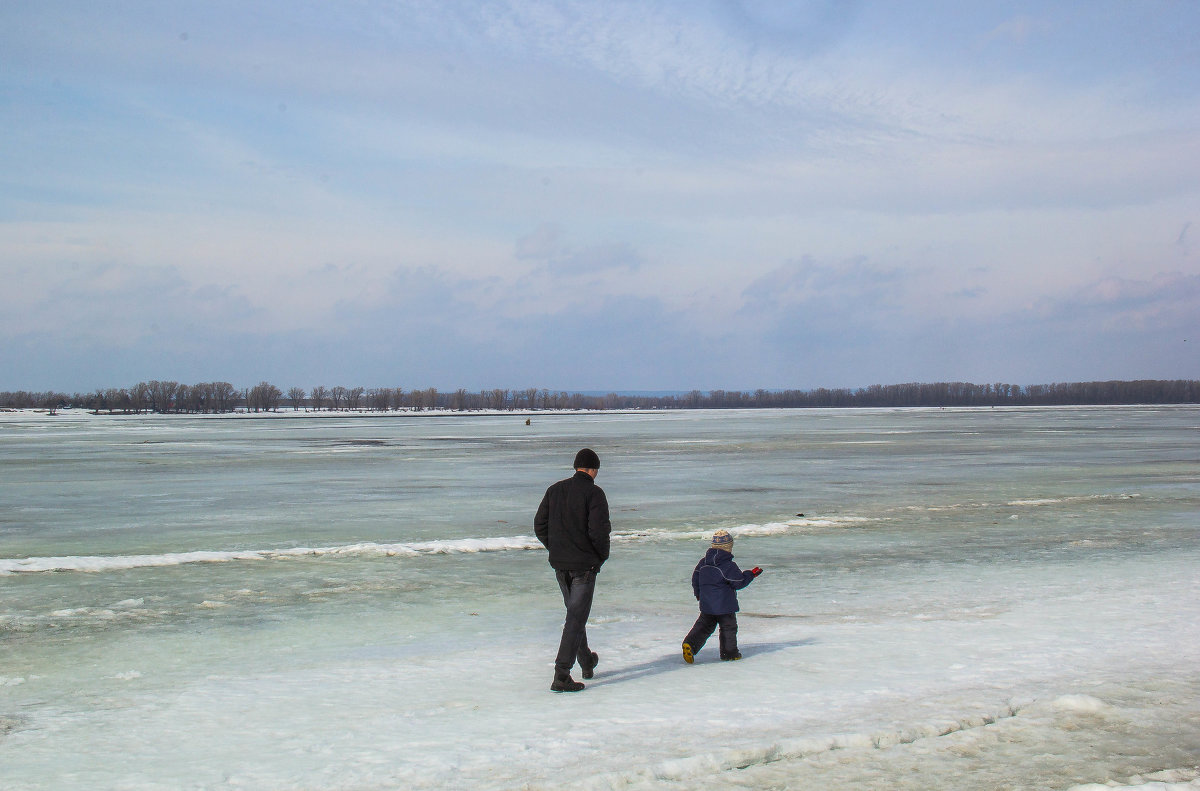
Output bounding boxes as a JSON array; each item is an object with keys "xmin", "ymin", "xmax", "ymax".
[{"xmin": 751, "ymin": 567, "xmax": 762, "ymax": 577}]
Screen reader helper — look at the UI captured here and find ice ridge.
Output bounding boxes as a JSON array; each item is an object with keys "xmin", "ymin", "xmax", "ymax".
[{"xmin": 1, "ymin": 516, "xmax": 866, "ymax": 574}]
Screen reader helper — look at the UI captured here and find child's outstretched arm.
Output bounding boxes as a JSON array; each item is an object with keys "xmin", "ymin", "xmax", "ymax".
[{"xmin": 728, "ymin": 561, "xmax": 761, "ymax": 590}]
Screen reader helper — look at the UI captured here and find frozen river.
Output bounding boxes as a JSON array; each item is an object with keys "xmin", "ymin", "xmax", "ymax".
[{"xmin": 1, "ymin": 406, "xmax": 1198, "ymax": 789}]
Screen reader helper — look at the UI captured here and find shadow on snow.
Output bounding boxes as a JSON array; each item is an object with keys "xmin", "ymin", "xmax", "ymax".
[{"xmin": 589, "ymin": 638, "xmax": 816, "ymax": 687}]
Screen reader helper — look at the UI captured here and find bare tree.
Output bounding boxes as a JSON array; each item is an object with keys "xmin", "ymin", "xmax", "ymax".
[
  {"xmin": 211, "ymin": 382, "xmax": 236, "ymax": 413},
  {"xmin": 110, "ymin": 387, "xmax": 131, "ymax": 413},
  {"xmin": 330, "ymin": 386, "xmax": 347, "ymax": 411},
  {"xmin": 287, "ymin": 387, "xmax": 306, "ymax": 411},
  {"xmin": 247, "ymin": 381, "xmax": 282, "ymax": 412},
  {"xmin": 367, "ymin": 388, "xmax": 390, "ymax": 411},
  {"xmin": 347, "ymin": 387, "xmax": 364, "ymax": 411},
  {"xmin": 130, "ymin": 382, "xmax": 150, "ymax": 414},
  {"xmin": 264, "ymin": 382, "xmax": 282, "ymax": 411},
  {"xmin": 175, "ymin": 383, "xmax": 196, "ymax": 413},
  {"xmin": 144, "ymin": 380, "xmax": 179, "ymax": 413},
  {"xmin": 410, "ymin": 387, "xmax": 439, "ymax": 411},
  {"xmin": 190, "ymin": 383, "xmax": 212, "ymax": 413},
  {"xmin": 310, "ymin": 386, "xmax": 329, "ymax": 411}
]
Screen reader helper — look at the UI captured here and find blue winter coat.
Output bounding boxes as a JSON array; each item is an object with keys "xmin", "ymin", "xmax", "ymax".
[{"xmin": 692, "ymin": 548, "xmax": 756, "ymax": 615}]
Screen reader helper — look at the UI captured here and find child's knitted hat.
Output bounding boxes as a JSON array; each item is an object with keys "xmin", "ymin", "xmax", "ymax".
[{"xmin": 711, "ymin": 530, "xmax": 733, "ymax": 552}]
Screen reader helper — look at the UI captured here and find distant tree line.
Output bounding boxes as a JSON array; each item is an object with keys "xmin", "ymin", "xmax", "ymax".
[
  {"xmin": 1, "ymin": 379, "xmax": 1197, "ymax": 415},
  {"xmin": 592, "ymin": 380, "xmax": 1200, "ymax": 409},
  {"xmin": 0, "ymin": 382, "xmax": 594, "ymax": 414}
]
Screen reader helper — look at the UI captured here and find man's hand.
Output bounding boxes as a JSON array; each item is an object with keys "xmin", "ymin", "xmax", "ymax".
[{"xmin": 750, "ymin": 567, "xmax": 763, "ymax": 577}]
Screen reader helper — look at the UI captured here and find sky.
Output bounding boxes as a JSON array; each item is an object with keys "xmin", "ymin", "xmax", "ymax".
[{"xmin": 3, "ymin": 1, "xmax": 1198, "ymax": 393}]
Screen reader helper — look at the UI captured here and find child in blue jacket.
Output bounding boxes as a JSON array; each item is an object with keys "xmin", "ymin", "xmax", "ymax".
[{"xmin": 683, "ymin": 530, "xmax": 762, "ymax": 662}]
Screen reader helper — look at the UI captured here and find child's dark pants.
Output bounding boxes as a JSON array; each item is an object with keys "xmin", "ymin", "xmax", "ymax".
[{"xmin": 684, "ymin": 612, "xmax": 739, "ymax": 659}]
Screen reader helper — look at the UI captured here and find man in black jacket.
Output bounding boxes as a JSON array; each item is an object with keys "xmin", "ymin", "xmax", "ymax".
[{"xmin": 534, "ymin": 448, "xmax": 611, "ymax": 692}]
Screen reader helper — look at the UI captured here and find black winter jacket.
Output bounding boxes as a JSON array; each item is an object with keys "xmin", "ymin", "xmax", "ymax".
[{"xmin": 534, "ymin": 471, "xmax": 611, "ymax": 571}]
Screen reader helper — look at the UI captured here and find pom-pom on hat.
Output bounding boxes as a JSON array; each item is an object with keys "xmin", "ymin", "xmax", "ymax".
[
  {"xmin": 573, "ymin": 448, "xmax": 600, "ymax": 470},
  {"xmin": 711, "ymin": 530, "xmax": 733, "ymax": 552}
]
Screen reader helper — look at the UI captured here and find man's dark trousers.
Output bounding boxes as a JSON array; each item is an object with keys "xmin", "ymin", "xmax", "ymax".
[{"xmin": 555, "ymin": 569, "xmax": 596, "ymax": 672}]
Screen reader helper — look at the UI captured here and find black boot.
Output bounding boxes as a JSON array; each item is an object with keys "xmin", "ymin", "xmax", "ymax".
[
  {"xmin": 580, "ymin": 651, "xmax": 599, "ymax": 680},
  {"xmin": 550, "ymin": 670, "xmax": 585, "ymax": 692}
]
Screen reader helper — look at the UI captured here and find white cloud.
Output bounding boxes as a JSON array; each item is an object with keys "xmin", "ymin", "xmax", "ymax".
[{"xmin": 987, "ymin": 14, "xmax": 1053, "ymax": 44}]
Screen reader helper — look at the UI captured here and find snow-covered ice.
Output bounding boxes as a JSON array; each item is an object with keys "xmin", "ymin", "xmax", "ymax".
[{"xmin": 1, "ymin": 407, "xmax": 1197, "ymax": 789}]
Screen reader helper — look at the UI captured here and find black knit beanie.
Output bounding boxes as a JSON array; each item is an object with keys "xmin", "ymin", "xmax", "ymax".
[{"xmin": 573, "ymin": 448, "xmax": 600, "ymax": 470}]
